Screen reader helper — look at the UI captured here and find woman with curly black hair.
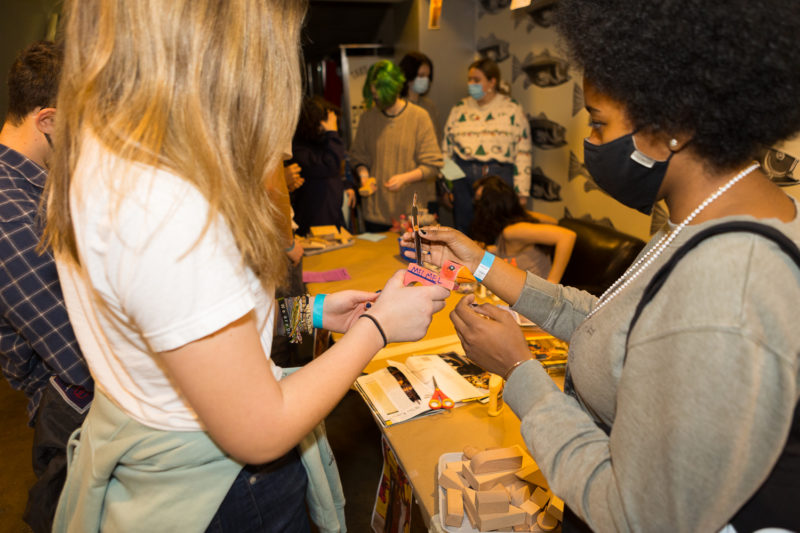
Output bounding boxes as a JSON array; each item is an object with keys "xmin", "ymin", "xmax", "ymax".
[{"xmin": 406, "ymin": 1, "xmax": 800, "ymax": 530}]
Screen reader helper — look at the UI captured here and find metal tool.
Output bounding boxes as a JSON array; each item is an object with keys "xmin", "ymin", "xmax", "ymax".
[{"xmin": 412, "ymin": 192, "xmax": 422, "ymax": 264}]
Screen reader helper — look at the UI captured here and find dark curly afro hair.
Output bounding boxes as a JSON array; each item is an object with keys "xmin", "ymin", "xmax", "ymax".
[{"xmin": 554, "ymin": 0, "xmax": 800, "ymax": 171}]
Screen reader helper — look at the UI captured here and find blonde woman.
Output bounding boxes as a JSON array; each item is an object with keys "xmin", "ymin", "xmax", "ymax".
[{"xmin": 45, "ymin": 1, "xmax": 449, "ymax": 531}]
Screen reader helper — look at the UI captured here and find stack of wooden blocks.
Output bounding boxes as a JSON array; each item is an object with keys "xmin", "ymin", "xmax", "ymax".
[{"xmin": 438, "ymin": 445, "xmax": 564, "ymax": 532}]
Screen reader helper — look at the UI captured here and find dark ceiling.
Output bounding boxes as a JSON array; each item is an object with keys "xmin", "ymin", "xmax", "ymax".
[{"xmin": 303, "ymin": 0, "xmax": 412, "ymax": 61}]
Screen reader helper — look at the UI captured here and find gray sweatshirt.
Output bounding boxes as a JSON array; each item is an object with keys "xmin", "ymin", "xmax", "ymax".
[{"xmin": 505, "ymin": 210, "xmax": 800, "ymax": 532}]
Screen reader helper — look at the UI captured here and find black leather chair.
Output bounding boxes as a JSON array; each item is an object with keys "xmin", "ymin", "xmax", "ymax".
[{"xmin": 557, "ymin": 217, "xmax": 646, "ymax": 296}]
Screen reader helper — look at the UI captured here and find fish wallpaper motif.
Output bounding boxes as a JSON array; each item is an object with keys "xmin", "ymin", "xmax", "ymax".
[
  {"xmin": 477, "ymin": 33, "xmax": 511, "ymax": 63},
  {"xmin": 477, "ymin": 3, "xmax": 656, "ymax": 237},
  {"xmin": 476, "ymin": 2, "xmax": 800, "ymax": 238}
]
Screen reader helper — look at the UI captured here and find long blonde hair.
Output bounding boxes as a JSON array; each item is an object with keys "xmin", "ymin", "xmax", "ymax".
[{"xmin": 45, "ymin": 0, "xmax": 306, "ymax": 291}]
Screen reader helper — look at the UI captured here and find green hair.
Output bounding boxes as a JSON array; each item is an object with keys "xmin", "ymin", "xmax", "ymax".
[{"xmin": 362, "ymin": 60, "xmax": 406, "ymax": 109}]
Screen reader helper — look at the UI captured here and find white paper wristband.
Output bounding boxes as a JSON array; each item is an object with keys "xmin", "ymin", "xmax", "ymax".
[{"xmin": 473, "ymin": 251, "xmax": 495, "ymax": 283}]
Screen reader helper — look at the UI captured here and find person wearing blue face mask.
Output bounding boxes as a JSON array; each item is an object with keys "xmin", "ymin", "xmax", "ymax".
[
  {"xmin": 442, "ymin": 58, "xmax": 532, "ymax": 236},
  {"xmin": 399, "ymin": 52, "xmax": 441, "ymax": 145}
]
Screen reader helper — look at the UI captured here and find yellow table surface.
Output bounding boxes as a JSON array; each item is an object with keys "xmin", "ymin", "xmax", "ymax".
[
  {"xmin": 303, "ymin": 233, "xmax": 466, "ymax": 357},
  {"xmin": 303, "ymin": 233, "xmax": 561, "ymax": 527}
]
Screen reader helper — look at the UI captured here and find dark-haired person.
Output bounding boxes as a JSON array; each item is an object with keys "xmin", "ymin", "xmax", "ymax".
[
  {"xmin": 442, "ymin": 58, "xmax": 532, "ymax": 236},
  {"xmin": 0, "ymin": 41, "xmax": 93, "ymax": 533},
  {"xmin": 471, "ymin": 176, "xmax": 575, "ymax": 283},
  {"xmin": 407, "ymin": 1, "xmax": 800, "ymax": 530},
  {"xmin": 288, "ymin": 96, "xmax": 353, "ymax": 237},
  {"xmin": 350, "ymin": 59, "xmax": 442, "ymax": 232},
  {"xmin": 399, "ymin": 51, "xmax": 440, "ymax": 144}
]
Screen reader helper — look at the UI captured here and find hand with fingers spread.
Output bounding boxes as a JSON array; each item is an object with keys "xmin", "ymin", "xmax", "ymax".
[
  {"xmin": 320, "ymin": 290, "xmax": 380, "ymax": 333},
  {"xmin": 400, "ymin": 225, "xmax": 485, "ymax": 272},
  {"xmin": 450, "ymin": 294, "xmax": 531, "ymax": 379},
  {"xmin": 366, "ymin": 270, "xmax": 450, "ymax": 343}
]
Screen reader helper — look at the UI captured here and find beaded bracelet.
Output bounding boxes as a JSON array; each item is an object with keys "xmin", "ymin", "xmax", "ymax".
[{"xmin": 277, "ymin": 294, "xmax": 315, "ymax": 343}]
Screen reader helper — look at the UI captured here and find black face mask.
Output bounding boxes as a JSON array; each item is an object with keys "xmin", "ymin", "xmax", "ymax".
[{"xmin": 583, "ymin": 132, "xmax": 673, "ymax": 215}]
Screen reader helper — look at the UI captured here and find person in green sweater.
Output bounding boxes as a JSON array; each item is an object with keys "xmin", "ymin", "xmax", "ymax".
[{"xmin": 350, "ymin": 59, "xmax": 443, "ymax": 232}]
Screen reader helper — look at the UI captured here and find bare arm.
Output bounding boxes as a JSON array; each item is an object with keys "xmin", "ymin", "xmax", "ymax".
[
  {"xmin": 160, "ymin": 271, "xmax": 448, "ymax": 464},
  {"xmin": 528, "ymin": 211, "xmax": 558, "ymax": 225},
  {"xmin": 502, "ymin": 223, "xmax": 576, "ymax": 283}
]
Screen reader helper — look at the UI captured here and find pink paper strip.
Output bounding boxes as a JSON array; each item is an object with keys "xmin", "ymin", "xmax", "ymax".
[{"xmin": 303, "ymin": 268, "xmax": 351, "ymax": 283}]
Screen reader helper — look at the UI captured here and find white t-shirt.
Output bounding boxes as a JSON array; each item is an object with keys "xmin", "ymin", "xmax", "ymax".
[{"xmin": 56, "ymin": 134, "xmax": 279, "ymax": 431}]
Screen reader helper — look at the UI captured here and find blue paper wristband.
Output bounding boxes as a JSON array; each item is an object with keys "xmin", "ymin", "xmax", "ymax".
[
  {"xmin": 312, "ymin": 294, "xmax": 326, "ymax": 329},
  {"xmin": 473, "ymin": 251, "xmax": 495, "ymax": 283}
]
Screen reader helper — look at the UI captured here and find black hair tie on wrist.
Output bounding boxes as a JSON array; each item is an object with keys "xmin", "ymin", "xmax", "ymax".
[{"xmin": 360, "ymin": 314, "xmax": 388, "ymax": 347}]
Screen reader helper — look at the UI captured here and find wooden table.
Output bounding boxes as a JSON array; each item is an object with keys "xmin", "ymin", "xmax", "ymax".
[
  {"xmin": 304, "ymin": 234, "xmax": 557, "ymax": 528},
  {"xmin": 303, "ymin": 233, "xmax": 465, "ymax": 357}
]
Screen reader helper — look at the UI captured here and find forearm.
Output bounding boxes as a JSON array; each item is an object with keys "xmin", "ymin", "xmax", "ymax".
[
  {"xmin": 546, "ymin": 233, "xmax": 576, "ymax": 283},
  {"xmin": 404, "ymin": 168, "xmax": 424, "ymax": 182},
  {"xmin": 269, "ymin": 317, "xmax": 384, "ymax": 447},
  {"xmin": 510, "ymin": 271, "xmax": 595, "ymax": 339},
  {"xmin": 477, "ymin": 254, "xmax": 528, "ymax": 307},
  {"xmin": 165, "ymin": 312, "xmax": 384, "ymax": 465}
]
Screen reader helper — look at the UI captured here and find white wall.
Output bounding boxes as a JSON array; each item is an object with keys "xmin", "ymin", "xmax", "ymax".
[{"xmin": 395, "ymin": 0, "xmax": 478, "ymax": 137}]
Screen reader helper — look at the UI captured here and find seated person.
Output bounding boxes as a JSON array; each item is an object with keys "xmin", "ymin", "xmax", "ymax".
[{"xmin": 471, "ymin": 176, "xmax": 575, "ymax": 282}]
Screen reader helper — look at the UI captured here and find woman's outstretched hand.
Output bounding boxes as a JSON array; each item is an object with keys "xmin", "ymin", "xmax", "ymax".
[
  {"xmin": 322, "ymin": 290, "xmax": 380, "ymax": 333},
  {"xmin": 367, "ymin": 270, "xmax": 450, "ymax": 343},
  {"xmin": 400, "ymin": 225, "xmax": 485, "ymax": 272},
  {"xmin": 450, "ymin": 294, "xmax": 531, "ymax": 378}
]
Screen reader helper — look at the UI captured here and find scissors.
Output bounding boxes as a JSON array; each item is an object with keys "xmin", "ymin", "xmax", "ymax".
[
  {"xmin": 412, "ymin": 192, "xmax": 422, "ymax": 264},
  {"xmin": 428, "ymin": 376, "xmax": 454, "ymax": 410}
]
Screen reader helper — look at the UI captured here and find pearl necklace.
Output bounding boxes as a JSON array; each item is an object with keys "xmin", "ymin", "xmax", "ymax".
[{"xmin": 586, "ymin": 162, "xmax": 760, "ymax": 319}]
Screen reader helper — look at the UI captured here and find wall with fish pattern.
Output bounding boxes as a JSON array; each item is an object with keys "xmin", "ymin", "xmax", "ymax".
[{"xmin": 469, "ymin": 0, "xmax": 800, "ymax": 240}]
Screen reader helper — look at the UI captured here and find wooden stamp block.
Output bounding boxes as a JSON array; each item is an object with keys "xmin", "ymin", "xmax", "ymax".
[
  {"xmin": 462, "ymin": 445, "xmax": 481, "ymax": 460},
  {"xmin": 509, "ymin": 482, "xmax": 532, "ymax": 507},
  {"xmin": 519, "ymin": 498, "xmax": 542, "ymax": 525},
  {"xmin": 516, "ymin": 464, "xmax": 549, "ymax": 489},
  {"xmin": 537, "ymin": 509, "xmax": 559, "ymax": 531},
  {"xmin": 477, "ymin": 504, "xmax": 526, "ymax": 531},
  {"xmin": 444, "ymin": 488, "xmax": 463, "ymax": 527},
  {"xmin": 476, "ymin": 486, "xmax": 509, "ymax": 514},
  {"xmin": 445, "ymin": 460, "xmax": 468, "ymax": 472},
  {"xmin": 463, "ymin": 487, "xmax": 479, "ymax": 529},
  {"xmin": 438, "ymin": 468, "xmax": 465, "ymax": 491},
  {"xmin": 462, "ymin": 462, "xmax": 519, "ymax": 490},
  {"xmin": 530, "ymin": 486, "xmax": 550, "ymax": 509},
  {"xmin": 545, "ymin": 495, "xmax": 564, "ymax": 522},
  {"xmin": 471, "ymin": 446, "xmax": 524, "ymax": 474}
]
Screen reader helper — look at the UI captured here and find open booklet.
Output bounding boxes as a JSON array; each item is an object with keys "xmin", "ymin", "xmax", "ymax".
[{"xmin": 355, "ymin": 352, "xmax": 490, "ymax": 427}]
